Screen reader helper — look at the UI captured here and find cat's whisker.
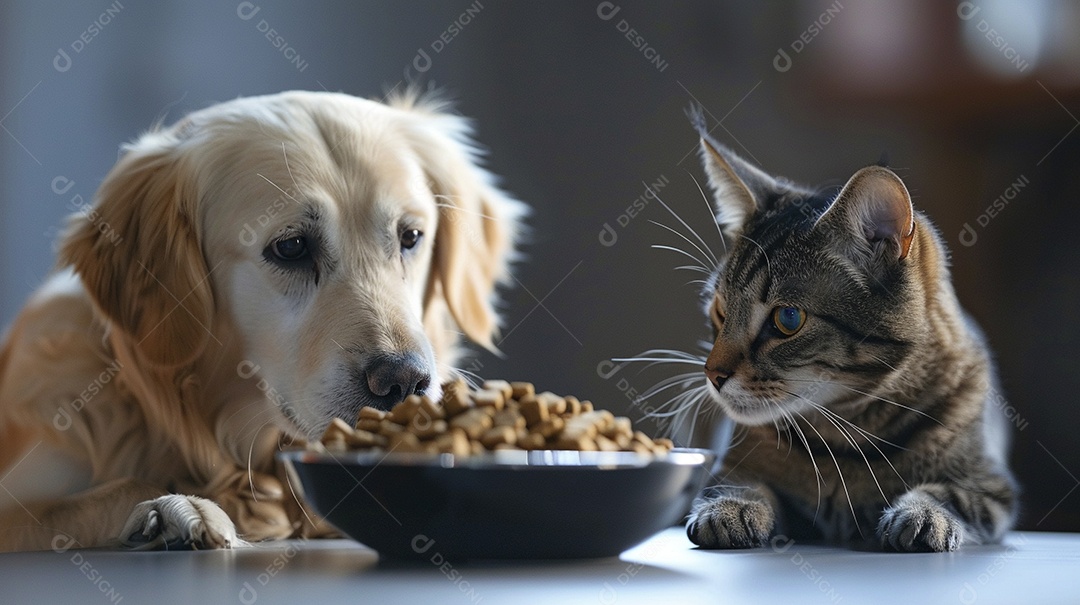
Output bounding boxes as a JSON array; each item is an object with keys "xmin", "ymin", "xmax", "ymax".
[
  {"xmin": 736, "ymin": 234, "xmax": 772, "ymax": 279},
  {"xmin": 782, "ymin": 378, "xmax": 944, "ymax": 426},
  {"xmin": 779, "ymin": 380, "xmax": 910, "ymax": 451},
  {"xmin": 867, "ymin": 354, "xmax": 901, "ymax": 374},
  {"xmin": 641, "ymin": 378, "xmax": 708, "ymax": 407},
  {"xmin": 791, "ymin": 407, "xmax": 863, "ymax": 539},
  {"xmin": 769, "ymin": 411, "xmax": 782, "ymax": 450},
  {"xmin": 649, "ymin": 220, "xmax": 717, "ymax": 273},
  {"xmin": 674, "ymin": 264, "xmax": 714, "ymax": 275},
  {"xmin": 819, "ymin": 412, "xmax": 891, "ymax": 507},
  {"xmin": 833, "ymin": 384, "xmax": 944, "ymax": 426},
  {"xmin": 769, "ymin": 402, "xmax": 793, "ymax": 456},
  {"xmin": 809, "ymin": 401, "xmax": 912, "ymax": 493},
  {"xmin": 783, "ymin": 388, "xmax": 891, "ymax": 507},
  {"xmin": 863, "ymin": 353, "xmax": 921, "ymax": 392},
  {"xmin": 650, "ymin": 385, "xmax": 715, "ymax": 446},
  {"xmin": 647, "ymin": 389, "xmax": 707, "ymax": 419},
  {"xmin": 780, "ymin": 380, "xmax": 915, "ymax": 495},
  {"xmin": 646, "ymin": 369, "xmax": 704, "ymax": 386},
  {"xmin": 810, "ymin": 400, "xmax": 909, "ymax": 453},
  {"xmin": 611, "ymin": 358, "xmax": 703, "ymax": 368},
  {"xmin": 651, "ymin": 244, "xmax": 709, "ymax": 273},
  {"xmin": 764, "ymin": 396, "xmax": 793, "ymax": 452},
  {"xmin": 615, "ymin": 348, "xmax": 707, "ymax": 363},
  {"xmin": 727, "ymin": 423, "xmax": 749, "ymax": 451},
  {"xmin": 684, "ymin": 169, "xmax": 728, "ymax": 256},
  {"xmin": 648, "ymin": 186, "xmax": 720, "ymax": 268},
  {"xmin": 774, "ymin": 404, "xmax": 824, "ymax": 522}
]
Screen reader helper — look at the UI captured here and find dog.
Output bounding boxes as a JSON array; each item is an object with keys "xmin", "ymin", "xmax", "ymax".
[{"xmin": 0, "ymin": 90, "xmax": 525, "ymax": 551}]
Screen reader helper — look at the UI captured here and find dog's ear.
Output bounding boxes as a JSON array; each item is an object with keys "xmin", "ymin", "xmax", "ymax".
[
  {"xmin": 59, "ymin": 134, "xmax": 213, "ymax": 368},
  {"xmin": 396, "ymin": 96, "xmax": 526, "ymax": 352},
  {"xmin": 430, "ymin": 171, "xmax": 522, "ymax": 350}
]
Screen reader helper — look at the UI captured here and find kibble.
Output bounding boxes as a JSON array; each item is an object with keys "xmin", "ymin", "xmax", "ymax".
[{"xmin": 315, "ymin": 380, "xmax": 675, "ymax": 456}]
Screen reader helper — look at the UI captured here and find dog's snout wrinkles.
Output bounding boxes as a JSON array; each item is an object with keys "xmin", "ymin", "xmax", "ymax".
[{"xmin": 366, "ymin": 353, "xmax": 431, "ymax": 406}]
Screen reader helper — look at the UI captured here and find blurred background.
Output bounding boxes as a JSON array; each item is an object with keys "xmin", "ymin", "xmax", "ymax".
[{"xmin": 1, "ymin": 0, "xmax": 1076, "ymax": 531}]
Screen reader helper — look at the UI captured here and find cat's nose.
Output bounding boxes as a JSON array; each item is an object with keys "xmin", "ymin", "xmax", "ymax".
[{"xmin": 705, "ymin": 366, "xmax": 731, "ymax": 391}]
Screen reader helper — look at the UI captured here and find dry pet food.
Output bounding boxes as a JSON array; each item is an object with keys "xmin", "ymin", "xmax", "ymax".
[{"xmin": 317, "ymin": 379, "xmax": 674, "ymax": 456}]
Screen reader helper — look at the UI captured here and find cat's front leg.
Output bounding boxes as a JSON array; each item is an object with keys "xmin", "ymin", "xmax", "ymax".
[
  {"xmin": 877, "ymin": 487, "xmax": 962, "ymax": 552},
  {"xmin": 686, "ymin": 484, "xmax": 777, "ymax": 549},
  {"xmin": 877, "ymin": 475, "xmax": 1015, "ymax": 552}
]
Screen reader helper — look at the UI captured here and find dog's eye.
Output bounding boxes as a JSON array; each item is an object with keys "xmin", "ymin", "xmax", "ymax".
[
  {"xmin": 400, "ymin": 229, "xmax": 423, "ymax": 251},
  {"xmin": 264, "ymin": 235, "xmax": 317, "ymax": 273},
  {"xmin": 272, "ymin": 236, "xmax": 309, "ymax": 261}
]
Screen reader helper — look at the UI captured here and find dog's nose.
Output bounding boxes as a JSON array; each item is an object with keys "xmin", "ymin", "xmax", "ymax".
[
  {"xmin": 705, "ymin": 365, "xmax": 731, "ymax": 392},
  {"xmin": 365, "ymin": 353, "xmax": 432, "ymax": 407}
]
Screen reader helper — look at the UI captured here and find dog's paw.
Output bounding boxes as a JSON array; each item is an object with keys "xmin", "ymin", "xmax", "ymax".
[
  {"xmin": 686, "ymin": 495, "xmax": 774, "ymax": 549},
  {"xmin": 878, "ymin": 490, "xmax": 964, "ymax": 552},
  {"xmin": 119, "ymin": 495, "xmax": 244, "ymax": 550}
]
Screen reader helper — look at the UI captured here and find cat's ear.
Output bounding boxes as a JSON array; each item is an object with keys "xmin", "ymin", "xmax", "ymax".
[
  {"xmin": 691, "ymin": 108, "xmax": 782, "ymax": 239},
  {"xmin": 814, "ymin": 166, "xmax": 915, "ymax": 262}
]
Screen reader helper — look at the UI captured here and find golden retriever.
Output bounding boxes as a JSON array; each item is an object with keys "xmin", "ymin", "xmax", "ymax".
[{"xmin": 0, "ymin": 90, "xmax": 525, "ymax": 551}]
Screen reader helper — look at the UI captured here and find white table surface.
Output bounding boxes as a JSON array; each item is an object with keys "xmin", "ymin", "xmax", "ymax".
[{"xmin": 1, "ymin": 529, "xmax": 1076, "ymax": 605}]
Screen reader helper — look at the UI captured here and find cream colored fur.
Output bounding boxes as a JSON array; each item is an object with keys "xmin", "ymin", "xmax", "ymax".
[{"xmin": 0, "ymin": 90, "xmax": 525, "ymax": 551}]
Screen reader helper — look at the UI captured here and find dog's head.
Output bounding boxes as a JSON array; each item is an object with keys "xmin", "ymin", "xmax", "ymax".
[{"xmin": 59, "ymin": 90, "xmax": 525, "ymax": 438}]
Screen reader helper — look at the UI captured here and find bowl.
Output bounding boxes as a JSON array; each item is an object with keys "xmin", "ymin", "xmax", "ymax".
[{"xmin": 278, "ymin": 448, "xmax": 714, "ymax": 560}]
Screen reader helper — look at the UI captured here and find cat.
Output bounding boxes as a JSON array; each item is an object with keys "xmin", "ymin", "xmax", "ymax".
[{"xmin": 681, "ymin": 110, "xmax": 1018, "ymax": 552}]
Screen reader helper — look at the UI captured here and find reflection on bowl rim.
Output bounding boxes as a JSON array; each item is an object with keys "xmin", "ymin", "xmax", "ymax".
[{"xmin": 277, "ymin": 447, "xmax": 713, "ymax": 470}]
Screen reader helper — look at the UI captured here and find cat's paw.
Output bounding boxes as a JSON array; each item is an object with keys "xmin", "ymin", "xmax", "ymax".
[
  {"xmin": 686, "ymin": 495, "xmax": 774, "ymax": 549},
  {"xmin": 120, "ymin": 495, "xmax": 245, "ymax": 550},
  {"xmin": 878, "ymin": 490, "xmax": 963, "ymax": 552}
]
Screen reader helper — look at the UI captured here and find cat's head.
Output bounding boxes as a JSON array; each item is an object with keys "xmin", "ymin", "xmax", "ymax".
[{"xmin": 693, "ymin": 113, "xmax": 923, "ymax": 426}]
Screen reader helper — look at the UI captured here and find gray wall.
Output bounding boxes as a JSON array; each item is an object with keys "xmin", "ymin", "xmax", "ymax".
[{"xmin": 2, "ymin": 1, "xmax": 1078, "ymax": 530}]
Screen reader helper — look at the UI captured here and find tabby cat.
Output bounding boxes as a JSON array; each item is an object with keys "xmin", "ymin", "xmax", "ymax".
[{"xmin": 683, "ymin": 113, "xmax": 1017, "ymax": 552}]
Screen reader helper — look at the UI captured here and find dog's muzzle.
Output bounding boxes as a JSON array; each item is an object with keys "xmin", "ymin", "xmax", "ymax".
[{"xmin": 363, "ymin": 352, "xmax": 432, "ymax": 410}]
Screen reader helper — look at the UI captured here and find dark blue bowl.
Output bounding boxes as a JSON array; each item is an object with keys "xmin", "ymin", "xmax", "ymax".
[{"xmin": 279, "ymin": 448, "xmax": 714, "ymax": 560}]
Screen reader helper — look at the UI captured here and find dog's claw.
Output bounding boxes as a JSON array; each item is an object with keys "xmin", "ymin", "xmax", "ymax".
[{"xmin": 119, "ymin": 495, "xmax": 243, "ymax": 550}]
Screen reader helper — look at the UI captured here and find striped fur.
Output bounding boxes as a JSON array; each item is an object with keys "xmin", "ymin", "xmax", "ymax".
[{"xmin": 685, "ymin": 121, "xmax": 1017, "ymax": 552}]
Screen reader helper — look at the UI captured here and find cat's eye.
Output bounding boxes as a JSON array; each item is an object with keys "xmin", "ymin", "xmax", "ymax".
[
  {"xmin": 710, "ymin": 301, "xmax": 725, "ymax": 327},
  {"xmin": 772, "ymin": 306, "xmax": 806, "ymax": 336}
]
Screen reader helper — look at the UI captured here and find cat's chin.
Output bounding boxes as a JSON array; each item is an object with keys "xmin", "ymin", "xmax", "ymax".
[
  {"xmin": 706, "ymin": 386, "xmax": 810, "ymax": 426},
  {"xmin": 721, "ymin": 406, "xmax": 791, "ymax": 426}
]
